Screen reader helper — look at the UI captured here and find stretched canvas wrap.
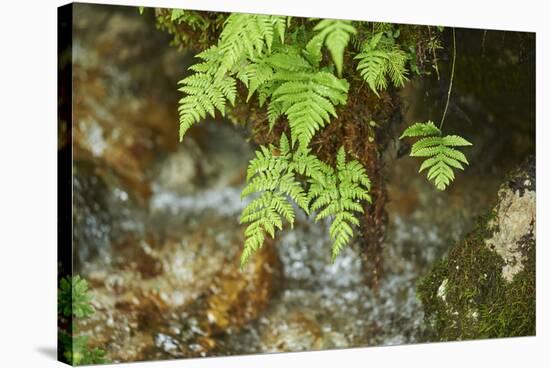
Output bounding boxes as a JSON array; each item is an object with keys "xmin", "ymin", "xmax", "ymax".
[{"xmin": 58, "ymin": 2, "xmax": 536, "ymax": 365}]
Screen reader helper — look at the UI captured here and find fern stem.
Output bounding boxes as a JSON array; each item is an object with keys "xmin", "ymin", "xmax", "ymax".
[{"xmin": 440, "ymin": 27, "xmax": 456, "ymax": 130}]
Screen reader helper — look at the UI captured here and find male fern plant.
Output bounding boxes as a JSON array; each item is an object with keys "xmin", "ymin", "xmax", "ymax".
[{"xmin": 164, "ymin": 9, "xmax": 471, "ymax": 265}]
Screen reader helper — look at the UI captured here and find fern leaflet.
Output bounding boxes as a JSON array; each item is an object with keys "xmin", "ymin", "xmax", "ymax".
[
  {"xmin": 218, "ymin": 13, "xmax": 286, "ymax": 76},
  {"xmin": 306, "ymin": 19, "xmax": 357, "ymax": 76},
  {"xmin": 400, "ymin": 121, "xmax": 472, "ymax": 190},
  {"xmin": 272, "ymin": 72, "xmax": 349, "ymax": 147}
]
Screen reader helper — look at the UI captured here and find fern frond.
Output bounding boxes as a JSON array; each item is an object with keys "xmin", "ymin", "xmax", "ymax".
[
  {"xmin": 178, "ymin": 14, "xmax": 287, "ymax": 140},
  {"xmin": 308, "ymin": 147, "xmax": 371, "ymax": 260},
  {"xmin": 177, "ymin": 68, "xmax": 236, "ymax": 139},
  {"xmin": 271, "ymin": 68, "xmax": 349, "ymax": 147},
  {"xmin": 240, "ymin": 140, "xmax": 371, "ymax": 264},
  {"xmin": 400, "ymin": 121, "xmax": 472, "ymax": 190},
  {"xmin": 240, "ymin": 135, "xmax": 310, "ymax": 266},
  {"xmin": 306, "ymin": 19, "xmax": 357, "ymax": 75},
  {"xmin": 218, "ymin": 14, "xmax": 287, "ymax": 75},
  {"xmin": 171, "ymin": 9, "xmax": 184, "ymax": 22},
  {"xmin": 355, "ymin": 32, "xmax": 408, "ymax": 96}
]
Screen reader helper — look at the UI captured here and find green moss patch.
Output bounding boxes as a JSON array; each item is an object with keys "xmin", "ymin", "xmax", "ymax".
[{"xmin": 417, "ymin": 212, "xmax": 535, "ymax": 341}]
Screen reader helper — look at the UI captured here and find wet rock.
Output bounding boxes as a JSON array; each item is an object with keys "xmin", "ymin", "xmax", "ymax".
[
  {"xmin": 152, "ymin": 144, "xmax": 201, "ymax": 196},
  {"xmin": 258, "ymin": 296, "xmax": 358, "ymax": 353},
  {"xmin": 418, "ymin": 156, "xmax": 535, "ymax": 340},
  {"xmin": 261, "ymin": 309, "xmax": 324, "ymax": 352},
  {"xmin": 485, "ymin": 171, "xmax": 535, "ymax": 282},
  {"xmin": 73, "ymin": 161, "xmax": 145, "ymax": 272},
  {"xmin": 71, "ymin": 4, "xmax": 191, "ymax": 202},
  {"xmin": 150, "ymin": 122, "xmax": 253, "ymax": 197},
  {"xmin": 203, "ymin": 239, "xmax": 281, "ymax": 334},
  {"xmin": 77, "ymin": 219, "xmax": 281, "ymax": 362},
  {"xmin": 163, "ymin": 239, "xmax": 282, "ymax": 358}
]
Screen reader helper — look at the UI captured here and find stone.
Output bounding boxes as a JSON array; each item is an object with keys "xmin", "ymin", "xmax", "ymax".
[{"xmin": 417, "ymin": 156, "xmax": 535, "ymax": 341}]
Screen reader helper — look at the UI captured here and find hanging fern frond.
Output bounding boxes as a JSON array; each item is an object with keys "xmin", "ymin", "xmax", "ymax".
[
  {"xmin": 355, "ymin": 31, "xmax": 409, "ymax": 96},
  {"xmin": 236, "ymin": 47, "xmax": 349, "ymax": 146},
  {"xmin": 177, "ymin": 47, "xmax": 237, "ymax": 140},
  {"xmin": 306, "ymin": 19, "xmax": 357, "ymax": 75},
  {"xmin": 240, "ymin": 135, "xmax": 310, "ymax": 267},
  {"xmin": 238, "ymin": 59, "xmax": 275, "ymax": 102},
  {"xmin": 240, "ymin": 138, "xmax": 372, "ymax": 265},
  {"xmin": 238, "ymin": 49, "xmax": 311, "ymax": 103},
  {"xmin": 308, "ymin": 147, "xmax": 371, "ymax": 260},
  {"xmin": 218, "ymin": 13, "xmax": 286, "ymax": 75},
  {"xmin": 400, "ymin": 121, "xmax": 472, "ymax": 191},
  {"xmin": 178, "ymin": 14, "xmax": 287, "ymax": 140}
]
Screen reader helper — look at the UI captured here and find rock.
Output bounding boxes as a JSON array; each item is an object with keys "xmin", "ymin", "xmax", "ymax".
[
  {"xmin": 203, "ymin": 240, "xmax": 281, "ymax": 334},
  {"xmin": 258, "ymin": 292, "xmax": 358, "ymax": 352},
  {"xmin": 485, "ymin": 171, "xmax": 535, "ymax": 282},
  {"xmin": 73, "ymin": 160, "xmax": 146, "ymax": 272},
  {"xmin": 76, "ymin": 219, "xmax": 281, "ymax": 361},
  {"xmin": 71, "ymin": 4, "xmax": 191, "ymax": 203},
  {"xmin": 261, "ymin": 310, "xmax": 323, "ymax": 352},
  {"xmin": 417, "ymin": 156, "xmax": 535, "ymax": 340},
  {"xmin": 167, "ymin": 239, "xmax": 282, "ymax": 358}
]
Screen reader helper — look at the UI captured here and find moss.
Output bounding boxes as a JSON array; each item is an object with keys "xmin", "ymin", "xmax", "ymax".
[{"xmin": 418, "ymin": 209, "xmax": 535, "ymax": 341}]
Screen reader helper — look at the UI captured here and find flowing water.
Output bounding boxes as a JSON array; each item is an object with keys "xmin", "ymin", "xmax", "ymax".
[{"xmin": 68, "ymin": 4, "xmax": 535, "ymax": 363}]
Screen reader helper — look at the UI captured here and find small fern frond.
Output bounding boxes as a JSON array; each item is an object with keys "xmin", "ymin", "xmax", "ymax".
[
  {"xmin": 308, "ymin": 147, "xmax": 371, "ymax": 260},
  {"xmin": 240, "ymin": 135, "xmax": 309, "ymax": 267},
  {"xmin": 241, "ymin": 60, "xmax": 275, "ymax": 102},
  {"xmin": 170, "ymin": 9, "xmax": 184, "ymax": 22},
  {"xmin": 355, "ymin": 32, "xmax": 408, "ymax": 96},
  {"xmin": 306, "ymin": 19, "xmax": 357, "ymax": 75},
  {"xmin": 219, "ymin": 14, "xmax": 287, "ymax": 75},
  {"xmin": 400, "ymin": 121, "xmax": 472, "ymax": 190},
  {"xmin": 271, "ymin": 68, "xmax": 349, "ymax": 147},
  {"xmin": 177, "ymin": 67, "xmax": 236, "ymax": 140},
  {"xmin": 178, "ymin": 14, "xmax": 287, "ymax": 140}
]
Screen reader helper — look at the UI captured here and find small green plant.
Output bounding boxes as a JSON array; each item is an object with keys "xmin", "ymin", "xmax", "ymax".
[
  {"xmin": 58, "ymin": 275, "xmax": 94, "ymax": 319},
  {"xmin": 400, "ymin": 121, "xmax": 472, "ymax": 190},
  {"xmin": 399, "ymin": 29, "xmax": 471, "ymax": 191},
  {"xmin": 58, "ymin": 275, "xmax": 108, "ymax": 366}
]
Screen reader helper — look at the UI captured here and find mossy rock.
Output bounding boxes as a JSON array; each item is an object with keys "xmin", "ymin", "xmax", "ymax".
[{"xmin": 418, "ymin": 157, "xmax": 535, "ymax": 341}]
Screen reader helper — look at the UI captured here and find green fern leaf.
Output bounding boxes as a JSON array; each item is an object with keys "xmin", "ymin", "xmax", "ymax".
[
  {"xmin": 171, "ymin": 9, "xmax": 185, "ymax": 22},
  {"xmin": 307, "ymin": 19, "xmax": 357, "ymax": 75},
  {"xmin": 400, "ymin": 121, "xmax": 441, "ymax": 138},
  {"xmin": 218, "ymin": 14, "xmax": 287, "ymax": 75},
  {"xmin": 271, "ymin": 68, "xmax": 349, "ymax": 147},
  {"xmin": 400, "ymin": 121, "xmax": 472, "ymax": 190},
  {"xmin": 355, "ymin": 31, "xmax": 408, "ymax": 96},
  {"xmin": 240, "ymin": 135, "xmax": 310, "ymax": 267},
  {"xmin": 308, "ymin": 147, "xmax": 371, "ymax": 260},
  {"xmin": 177, "ymin": 71, "xmax": 236, "ymax": 139},
  {"xmin": 178, "ymin": 14, "xmax": 287, "ymax": 141}
]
